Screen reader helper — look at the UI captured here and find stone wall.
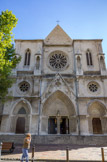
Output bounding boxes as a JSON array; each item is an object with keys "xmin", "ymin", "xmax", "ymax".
[{"xmin": 0, "ymin": 135, "xmax": 107, "ymax": 145}]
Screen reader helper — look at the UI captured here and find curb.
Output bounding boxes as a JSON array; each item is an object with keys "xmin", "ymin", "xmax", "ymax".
[{"xmin": 1, "ymin": 159, "xmax": 107, "ymax": 162}]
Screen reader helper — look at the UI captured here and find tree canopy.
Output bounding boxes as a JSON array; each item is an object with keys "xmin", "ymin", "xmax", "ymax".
[{"xmin": 0, "ymin": 10, "xmax": 21, "ymax": 102}]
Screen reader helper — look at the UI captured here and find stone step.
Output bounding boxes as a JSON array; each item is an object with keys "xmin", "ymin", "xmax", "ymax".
[
  {"xmin": 1, "ymin": 160, "xmax": 107, "ymax": 162},
  {"xmin": 0, "ymin": 134, "xmax": 107, "ymax": 145}
]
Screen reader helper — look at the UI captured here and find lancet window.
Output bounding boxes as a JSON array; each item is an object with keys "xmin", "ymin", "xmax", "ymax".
[
  {"xmin": 86, "ymin": 49, "xmax": 93, "ymax": 66},
  {"xmin": 36, "ymin": 56, "xmax": 40, "ymax": 70},
  {"xmin": 24, "ymin": 49, "xmax": 31, "ymax": 66}
]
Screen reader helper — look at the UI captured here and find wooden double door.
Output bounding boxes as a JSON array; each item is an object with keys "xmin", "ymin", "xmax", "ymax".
[
  {"xmin": 48, "ymin": 117, "xmax": 69, "ymax": 134},
  {"xmin": 16, "ymin": 117, "xmax": 25, "ymax": 134},
  {"xmin": 92, "ymin": 118, "xmax": 102, "ymax": 134}
]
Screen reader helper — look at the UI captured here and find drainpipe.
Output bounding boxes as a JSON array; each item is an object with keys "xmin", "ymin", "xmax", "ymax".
[{"xmin": 73, "ymin": 41, "xmax": 80, "ymax": 135}]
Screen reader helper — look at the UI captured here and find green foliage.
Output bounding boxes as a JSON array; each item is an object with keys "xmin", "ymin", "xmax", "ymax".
[{"xmin": 0, "ymin": 10, "xmax": 21, "ymax": 102}]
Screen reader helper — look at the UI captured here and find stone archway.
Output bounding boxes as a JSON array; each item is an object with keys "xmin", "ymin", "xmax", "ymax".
[
  {"xmin": 10, "ymin": 100, "xmax": 31, "ymax": 133},
  {"xmin": 87, "ymin": 101, "xmax": 107, "ymax": 134},
  {"xmin": 41, "ymin": 90, "xmax": 76, "ymax": 135}
]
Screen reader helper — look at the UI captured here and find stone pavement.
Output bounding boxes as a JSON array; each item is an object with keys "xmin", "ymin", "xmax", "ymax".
[{"xmin": 1, "ymin": 144, "xmax": 107, "ymax": 161}]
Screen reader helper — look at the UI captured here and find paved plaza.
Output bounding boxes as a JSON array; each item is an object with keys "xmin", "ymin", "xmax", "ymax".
[{"xmin": 1, "ymin": 144, "xmax": 107, "ymax": 161}]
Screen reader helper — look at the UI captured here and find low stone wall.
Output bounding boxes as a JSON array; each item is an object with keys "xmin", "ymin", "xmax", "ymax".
[{"xmin": 0, "ymin": 135, "xmax": 107, "ymax": 145}]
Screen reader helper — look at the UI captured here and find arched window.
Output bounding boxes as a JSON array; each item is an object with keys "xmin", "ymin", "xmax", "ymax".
[
  {"xmin": 36, "ymin": 56, "xmax": 40, "ymax": 70},
  {"xmin": 24, "ymin": 49, "xmax": 31, "ymax": 66},
  {"xmin": 77, "ymin": 56, "xmax": 81, "ymax": 70},
  {"xmin": 86, "ymin": 50, "xmax": 93, "ymax": 66},
  {"xmin": 18, "ymin": 107, "xmax": 26, "ymax": 114}
]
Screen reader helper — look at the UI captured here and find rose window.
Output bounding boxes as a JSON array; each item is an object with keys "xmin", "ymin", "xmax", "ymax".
[
  {"xmin": 49, "ymin": 53, "xmax": 67, "ymax": 70},
  {"xmin": 19, "ymin": 82, "xmax": 30, "ymax": 92},
  {"xmin": 88, "ymin": 83, "xmax": 98, "ymax": 92}
]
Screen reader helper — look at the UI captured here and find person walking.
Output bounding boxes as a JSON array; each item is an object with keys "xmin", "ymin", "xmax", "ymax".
[{"xmin": 20, "ymin": 133, "xmax": 31, "ymax": 162}]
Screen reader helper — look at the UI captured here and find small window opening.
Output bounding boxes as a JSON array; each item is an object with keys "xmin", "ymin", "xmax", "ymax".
[
  {"xmin": 24, "ymin": 49, "xmax": 31, "ymax": 66},
  {"xmin": 18, "ymin": 107, "xmax": 26, "ymax": 114},
  {"xmin": 86, "ymin": 50, "xmax": 93, "ymax": 66},
  {"xmin": 36, "ymin": 56, "xmax": 40, "ymax": 70},
  {"xmin": 77, "ymin": 56, "xmax": 81, "ymax": 70}
]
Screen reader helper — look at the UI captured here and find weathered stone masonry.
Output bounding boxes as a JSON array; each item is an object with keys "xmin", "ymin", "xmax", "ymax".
[{"xmin": 0, "ymin": 25, "xmax": 107, "ymax": 144}]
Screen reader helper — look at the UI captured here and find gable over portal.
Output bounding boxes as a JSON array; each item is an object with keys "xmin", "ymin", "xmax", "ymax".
[{"xmin": 44, "ymin": 25, "xmax": 72, "ymax": 45}]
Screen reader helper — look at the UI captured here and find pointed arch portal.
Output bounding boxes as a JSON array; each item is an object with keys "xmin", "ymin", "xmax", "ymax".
[
  {"xmin": 88, "ymin": 101, "xmax": 106, "ymax": 134},
  {"xmin": 42, "ymin": 90, "xmax": 76, "ymax": 134},
  {"xmin": 10, "ymin": 99, "xmax": 32, "ymax": 134}
]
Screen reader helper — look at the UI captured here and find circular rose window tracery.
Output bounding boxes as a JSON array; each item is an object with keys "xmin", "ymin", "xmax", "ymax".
[
  {"xmin": 88, "ymin": 82, "xmax": 99, "ymax": 92},
  {"xmin": 49, "ymin": 52, "xmax": 67, "ymax": 70},
  {"xmin": 19, "ymin": 82, "xmax": 30, "ymax": 92}
]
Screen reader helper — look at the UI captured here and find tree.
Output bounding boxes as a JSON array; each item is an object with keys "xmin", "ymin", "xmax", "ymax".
[{"xmin": 0, "ymin": 10, "xmax": 21, "ymax": 102}]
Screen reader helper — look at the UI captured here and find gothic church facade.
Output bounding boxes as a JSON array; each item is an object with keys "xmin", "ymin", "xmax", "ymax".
[{"xmin": 0, "ymin": 25, "xmax": 107, "ymax": 137}]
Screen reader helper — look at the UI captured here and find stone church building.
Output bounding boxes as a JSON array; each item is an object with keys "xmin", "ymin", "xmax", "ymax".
[{"xmin": 0, "ymin": 25, "xmax": 107, "ymax": 143}]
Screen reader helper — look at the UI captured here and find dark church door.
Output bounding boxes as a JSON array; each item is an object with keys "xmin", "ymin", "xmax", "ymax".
[
  {"xmin": 16, "ymin": 117, "xmax": 25, "ymax": 134},
  {"xmin": 92, "ymin": 118, "xmax": 102, "ymax": 134},
  {"xmin": 60, "ymin": 117, "xmax": 69, "ymax": 134},
  {"xmin": 48, "ymin": 117, "xmax": 57, "ymax": 134}
]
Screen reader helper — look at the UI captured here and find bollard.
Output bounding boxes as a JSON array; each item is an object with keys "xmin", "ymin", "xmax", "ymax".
[
  {"xmin": 31, "ymin": 145, "xmax": 35, "ymax": 162},
  {"xmin": 0, "ymin": 142, "xmax": 2, "ymax": 160},
  {"xmin": 101, "ymin": 148, "xmax": 105, "ymax": 162},
  {"xmin": 66, "ymin": 147, "xmax": 69, "ymax": 162}
]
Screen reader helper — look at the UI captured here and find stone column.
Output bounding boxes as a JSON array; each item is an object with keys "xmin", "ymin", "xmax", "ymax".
[
  {"xmin": 41, "ymin": 116, "xmax": 48, "ymax": 134},
  {"xmin": 27, "ymin": 115, "xmax": 31, "ymax": 133},
  {"xmin": 57, "ymin": 117, "xmax": 60, "ymax": 134},
  {"xmin": 1, "ymin": 115, "xmax": 9, "ymax": 132},
  {"xmin": 87, "ymin": 116, "xmax": 93, "ymax": 134},
  {"xmin": 101, "ymin": 116, "xmax": 107, "ymax": 134},
  {"xmin": 66, "ymin": 118, "xmax": 69, "ymax": 134},
  {"xmin": 10, "ymin": 115, "xmax": 17, "ymax": 133}
]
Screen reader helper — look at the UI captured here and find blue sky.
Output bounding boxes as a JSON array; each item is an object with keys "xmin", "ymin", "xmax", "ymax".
[{"xmin": 1, "ymin": 0, "xmax": 107, "ymax": 66}]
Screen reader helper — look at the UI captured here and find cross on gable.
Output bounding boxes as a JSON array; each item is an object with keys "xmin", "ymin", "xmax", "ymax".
[{"xmin": 56, "ymin": 20, "xmax": 60, "ymax": 25}]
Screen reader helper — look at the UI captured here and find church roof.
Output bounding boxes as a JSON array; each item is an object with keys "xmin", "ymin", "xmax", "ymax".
[{"xmin": 44, "ymin": 25, "xmax": 72, "ymax": 45}]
